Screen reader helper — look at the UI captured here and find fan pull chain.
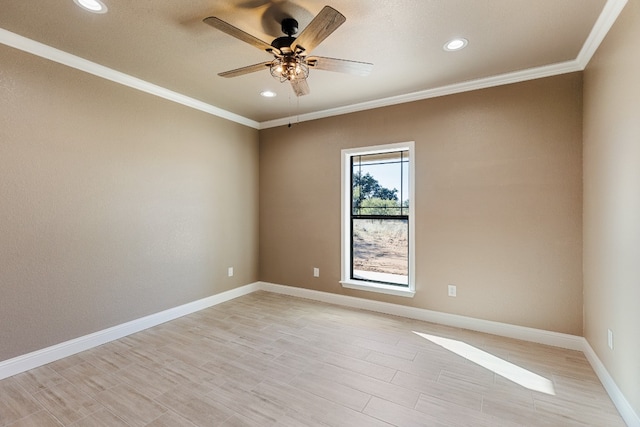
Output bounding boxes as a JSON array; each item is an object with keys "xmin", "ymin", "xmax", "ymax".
[
  {"xmin": 288, "ymin": 92, "xmax": 292, "ymax": 128},
  {"xmin": 287, "ymin": 90, "xmax": 302, "ymax": 128}
]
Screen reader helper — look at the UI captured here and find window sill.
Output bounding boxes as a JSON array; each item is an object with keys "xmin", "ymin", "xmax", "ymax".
[{"xmin": 340, "ymin": 280, "xmax": 415, "ymax": 298}]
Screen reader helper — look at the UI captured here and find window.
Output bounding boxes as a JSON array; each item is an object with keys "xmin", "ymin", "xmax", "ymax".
[{"xmin": 341, "ymin": 142, "xmax": 415, "ymax": 297}]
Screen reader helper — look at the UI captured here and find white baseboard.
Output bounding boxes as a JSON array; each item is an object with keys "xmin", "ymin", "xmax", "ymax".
[
  {"xmin": 256, "ymin": 282, "xmax": 584, "ymax": 351},
  {"xmin": 582, "ymin": 340, "xmax": 640, "ymax": 427},
  {"xmin": 257, "ymin": 282, "xmax": 639, "ymax": 426},
  {"xmin": 0, "ymin": 282, "xmax": 259, "ymax": 381},
  {"xmin": 2, "ymin": 280, "xmax": 637, "ymax": 426}
]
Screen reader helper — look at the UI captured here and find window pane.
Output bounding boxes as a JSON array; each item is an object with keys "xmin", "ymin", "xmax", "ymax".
[
  {"xmin": 352, "ymin": 218, "xmax": 408, "ymax": 286},
  {"xmin": 352, "ymin": 151, "xmax": 408, "ymax": 217}
]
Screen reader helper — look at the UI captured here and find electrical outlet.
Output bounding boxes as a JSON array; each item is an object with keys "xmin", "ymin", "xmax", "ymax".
[
  {"xmin": 608, "ymin": 329, "xmax": 613, "ymax": 350},
  {"xmin": 228, "ymin": 267, "xmax": 234, "ymax": 277},
  {"xmin": 313, "ymin": 267, "xmax": 320, "ymax": 277},
  {"xmin": 448, "ymin": 284, "xmax": 457, "ymax": 297}
]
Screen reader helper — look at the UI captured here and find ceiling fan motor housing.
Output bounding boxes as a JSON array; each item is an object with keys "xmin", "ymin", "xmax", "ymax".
[
  {"xmin": 204, "ymin": 6, "xmax": 371, "ymax": 97},
  {"xmin": 281, "ymin": 18, "xmax": 298, "ymax": 36},
  {"xmin": 271, "ymin": 18, "xmax": 299, "ymax": 53},
  {"xmin": 271, "ymin": 36, "xmax": 296, "ymax": 52}
]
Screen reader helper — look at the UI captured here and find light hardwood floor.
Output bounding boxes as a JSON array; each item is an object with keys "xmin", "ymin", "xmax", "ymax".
[{"xmin": 0, "ymin": 291, "xmax": 625, "ymax": 426}]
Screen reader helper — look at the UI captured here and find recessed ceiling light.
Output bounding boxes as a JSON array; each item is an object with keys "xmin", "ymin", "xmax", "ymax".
[
  {"xmin": 73, "ymin": 0, "xmax": 108, "ymax": 13},
  {"xmin": 260, "ymin": 90, "xmax": 277, "ymax": 98},
  {"xmin": 443, "ymin": 38, "xmax": 468, "ymax": 52}
]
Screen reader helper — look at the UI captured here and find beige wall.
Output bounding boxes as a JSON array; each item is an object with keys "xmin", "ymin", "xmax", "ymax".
[
  {"xmin": 0, "ymin": 45, "xmax": 259, "ymax": 361},
  {"xmin": 260, "ymin": 73, "xmax": 584, "ymax": 335},
  {"xmin": 2, "ymin": 7, "xmax": 636, "ymax": 415},
  {"xmin": 583, "ymin": 0, "xmax": 640, "ymax": 417}
]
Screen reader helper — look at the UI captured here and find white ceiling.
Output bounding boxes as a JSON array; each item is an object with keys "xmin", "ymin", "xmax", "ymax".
[{"xmin": 0, "ymin": 0, "xmax": 627, "ymax": 129}]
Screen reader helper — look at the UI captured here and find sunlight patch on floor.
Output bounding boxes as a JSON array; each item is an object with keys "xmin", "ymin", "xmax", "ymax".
[{"xmin": 413, "ymin": 331, "xmax": 556, "ymax": 395}]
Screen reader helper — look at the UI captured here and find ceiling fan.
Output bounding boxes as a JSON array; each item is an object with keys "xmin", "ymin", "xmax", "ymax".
[{"xmin": 203, "ymin": 5, "xmax": 373, "ymax": 96}]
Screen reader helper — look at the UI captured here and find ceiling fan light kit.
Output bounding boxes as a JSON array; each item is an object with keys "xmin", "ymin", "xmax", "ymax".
[
  {"xmin": 203, "ymin": 5, "xmax": 373, "ymax": 97},
  {"xmin": 269, "ymin": 56, "xmax": 309, "ymax": 82}
]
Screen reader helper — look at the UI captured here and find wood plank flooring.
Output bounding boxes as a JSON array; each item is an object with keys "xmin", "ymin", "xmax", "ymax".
[{"xmin": 0, "ymin": 291, "xmax": 625, "ymax": 426}]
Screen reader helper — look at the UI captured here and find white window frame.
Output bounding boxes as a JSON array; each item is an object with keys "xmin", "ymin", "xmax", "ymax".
[{"xmin": 340, "ymin": 141, "xmax": 415, "ymax": 298}]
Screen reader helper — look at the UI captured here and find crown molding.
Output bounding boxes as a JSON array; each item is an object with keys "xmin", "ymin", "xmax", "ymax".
[
  {"xmin": 577, "ymin": 0, "xmax": 628, "ymax": 67},
  {"xmin": 259, "ymin": 0, "xmax": 628, "ymax": 129},
  {"xmin": 1, "ymin": 0, "xmax": 627, "ymax": 130},
  {"xmin": 0, "ymin": 28, "xmax": 260, "ymax": 130},
  {"xmin": 258, "ymin": 60, "xmax": 582, "ymax": 129}
]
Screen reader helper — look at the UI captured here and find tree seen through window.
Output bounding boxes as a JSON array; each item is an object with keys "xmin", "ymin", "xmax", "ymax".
[{"xmin": 351, "ymin": 151, "xmax": 409, "ymax": 286}]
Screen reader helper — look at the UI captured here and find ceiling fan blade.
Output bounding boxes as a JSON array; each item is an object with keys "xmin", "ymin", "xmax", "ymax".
[
  {"xmin": 203, "ymin": 16, "xmax": 278, "ymax": 54},
  {"xmin": 218, "ymin": 62, "xmax": 272, "ymax": 78},
  {"xmin": 307, "ymin": 56, "xmax": 373, "ymax": 76},
  {"xmin": 290, "ymin": 6, "xmax": 345, "ymax": 54},
  {"xmin": 290, "ymin": 78, "xmax": 310, "ymax": 96}
]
